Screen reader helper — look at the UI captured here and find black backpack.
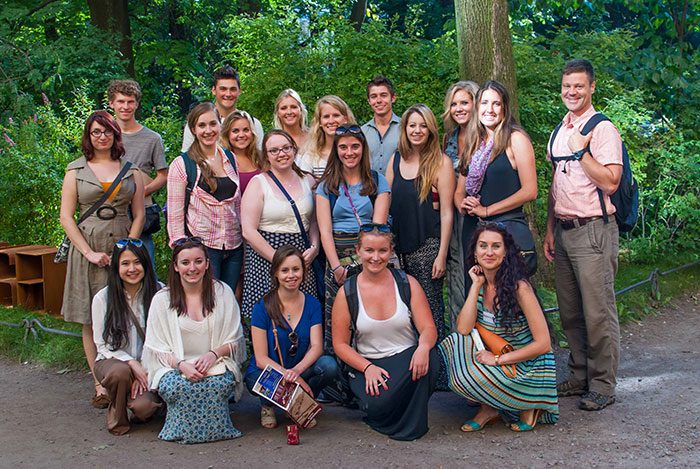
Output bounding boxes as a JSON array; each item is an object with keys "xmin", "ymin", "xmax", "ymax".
[
  {"xmin": 549, "ymin": 113, "xmax": 639, "ymax": 232},
  {"xmin": 327, "ymin": 170, "xmax": 381, "ymax": 214}
]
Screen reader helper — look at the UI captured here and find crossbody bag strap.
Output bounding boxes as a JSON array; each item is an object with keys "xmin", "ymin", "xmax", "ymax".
[
  {"xmin": 271, "ymin": 319, "xmax": 286, "ymax": 368},
  {"xmin": 266, "ymin": 171, "xmax": 311, "ymax": 249},
  {"xmin": 341, "ymin": 182, "xmax": 363, "ymax": 227},
  {"xmin": 126, "ymin": 306, "xmax": 146, "ymax": 342},
  {"xmin": 76, "ymin": 161, "xmax": 132, "ymax": 226}
]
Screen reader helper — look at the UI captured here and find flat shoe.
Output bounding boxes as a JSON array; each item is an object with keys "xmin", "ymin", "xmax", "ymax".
[
  {"xmin": 260, "ymin": 405, "xmax": 277, "ymax": 429},
  {"xmin": 460, "ymin": 414, "xmax": 500, "ymax": 432}
]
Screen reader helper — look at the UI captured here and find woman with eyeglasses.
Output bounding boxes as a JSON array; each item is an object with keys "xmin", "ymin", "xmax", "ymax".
[
  {"xmin": 241, "ymin": 130, "xmax": 320, "ymax": 320},
  {"xmin": 221, "ymin": 110, "xmax": 265, "ymax": 195},
  {"xmin": 142, "ymin": 237, "xmax": 246, "ymax": 444},
  {"xmin": 385, "ymin": 104, "xmax": 455, "ymax": 389},
  {"xmin": 439, "ymin": 223, "xmax": 558, "ymax": 433},
  {"xmin": 453, "ymin": 81, "xmax": 538, "ymax": 286},
  {"xmin": 60, "ymin": 110, "xmax": 145, "ymax": 408},
  {"xmin": 244, "ymin": 245, "xmax": 338, "ymax": 428},
  {"xmin": 297, "ymin": 95, "xmax": 356, "ymax": 179},
  {"xmin": 167, "ymin": 102, "xmax": 243, "ymax": 294},
  {"xmin": 315, "ymin": 125, "xmax": 390, "ymax": 354},
  {"xmin": 332, "ymin": 226, "xmax": 439, "ymax": 440},
  {"xmin": 92, "ymin": 238, "xmax": 161, "ymax": 435},
  {"xmin": 273, "ymin": 89, "xmax": 309, "ymax": 149}
]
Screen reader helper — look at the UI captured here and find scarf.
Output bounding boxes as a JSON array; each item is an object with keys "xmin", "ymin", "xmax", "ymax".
[{"xmin": 465, "ymin": 138, "xmax": 494, "ymax": 196}]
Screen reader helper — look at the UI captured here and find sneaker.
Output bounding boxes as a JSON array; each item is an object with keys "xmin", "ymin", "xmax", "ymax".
[
  {"xmin": 557, "ymin": 380, "xmax": 587, "ymax": 397},
  {"xmin": 578, "ymin": 391, "xmax": 615, "ymax": 411},
  {"xmin": 261, "ymin": 405, "xmax": 277, "ymax": 428}
]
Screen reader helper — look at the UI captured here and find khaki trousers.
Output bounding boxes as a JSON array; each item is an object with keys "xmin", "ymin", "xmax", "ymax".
[
  {"xmin": 94, "ymin": 358, "xmax": 161, "ymax": 435},
  {"xmin": 554, "ymin": 218, "xmax": 620, "ymax": 395}
]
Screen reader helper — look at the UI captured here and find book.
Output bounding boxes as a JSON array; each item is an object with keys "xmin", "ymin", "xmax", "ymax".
[
  {"xmin": 470, "ymin": 327, "xmax": 485, "ymax": 351},
  {"xmin": 252, "ymin": 365, "xmax": 322, "ymax": 429}
]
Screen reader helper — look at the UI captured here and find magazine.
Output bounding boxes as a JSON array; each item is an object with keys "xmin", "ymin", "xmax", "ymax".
[
  {"xmin": 470, "ymin": 327, "xmax": 485, "ymax": 351},
  {"xmin": 252, "ymin": 365, "xmax": 322, "ymax": 428}
]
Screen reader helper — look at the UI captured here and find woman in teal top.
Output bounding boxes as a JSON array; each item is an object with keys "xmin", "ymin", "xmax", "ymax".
[
  {"xmin": 439, "ymin": 223, "xmax": 558, "ymax": 432},
  {"xmin": 315, "ymin": 125, "xmax": 391, "ymax": 355}
]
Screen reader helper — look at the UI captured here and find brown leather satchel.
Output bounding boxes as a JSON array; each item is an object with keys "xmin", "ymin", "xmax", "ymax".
[{"xmin": 475, "ymin": 323, "xmax": 517, "ymax": 378}]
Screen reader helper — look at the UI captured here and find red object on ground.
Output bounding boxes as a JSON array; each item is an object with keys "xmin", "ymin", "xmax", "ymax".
[{"xmin": 286, "ymin": 424, "xmax": 299, "ymax": 445}]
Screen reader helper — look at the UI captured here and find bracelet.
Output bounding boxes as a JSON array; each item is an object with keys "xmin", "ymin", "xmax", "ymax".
[
  {"xmin": 176, "ymin": 359, "xmax": 186, "ymax": 371},
  {"xmin": 494, "ymin": 354, "xmax": 500, "ymax": 366},
  {"xmin": 331, "ymin": 264, "xmax": 343, "ymax": 273},
  {"xmin": 209, "ymin": 350, "xmax": 219, "ymax": 359},
  {"xmin": 363, "ymin": 363, "xmax": 373, "ymax": 373}
]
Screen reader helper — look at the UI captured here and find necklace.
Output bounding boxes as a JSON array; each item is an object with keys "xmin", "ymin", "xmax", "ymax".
[{"xmin": 287, "ymin": 312, "xmax": 292, "ymax": 322}]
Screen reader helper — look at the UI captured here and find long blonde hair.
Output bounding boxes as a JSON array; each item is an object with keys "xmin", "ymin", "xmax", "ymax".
[
  {"xmin": 442, "ymin": 81, "xmax": 480, "ymax": 165},
  {"xmin": 273, "ymin": 89, "xmax": 309, "ymax": 132},
  {"xmin": 221, "ymin": 110, "xmax": 265, "ymax": 170},
  {"xmin": 301, "ymin": 95, "xmax": 356, "ymax": 166},
  {"xmin": 459, "ymin": 80, "xmax": 526, "ymax": 175},
  {"xmin": 398, "ymin": 104, "xmax": 443, "ymax": 202},
  {"xmin": 186, "ymin": 102, "xmax": 220, "ymax": 191}
]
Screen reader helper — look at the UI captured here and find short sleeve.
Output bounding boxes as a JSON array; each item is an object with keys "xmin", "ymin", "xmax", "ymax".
[
  {"xmin": 153, "ymin": 133, "xmax": 168, "ymax": 170},
  {"xmin": 306, "ymin": 295, "xmax": 322, "ymax": 326},
  {"xmin": 376, "ymin": 173, "xmax": 390, "ymax": 193},
  {"xmin": 251, "ymin": 300, "xmax": 271, "ymax": 330},
  {"xmin": 315, "ymin": 181, "xmax": 330, "ymax": 199}
]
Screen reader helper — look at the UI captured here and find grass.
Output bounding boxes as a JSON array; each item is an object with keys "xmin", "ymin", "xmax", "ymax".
[{"xmin": 1, "ymin": 256, "xmax": 699, "ymax": 370}]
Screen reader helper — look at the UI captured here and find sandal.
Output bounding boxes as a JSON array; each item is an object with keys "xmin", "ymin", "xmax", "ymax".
[
  {"xmin": 460, "ymin": 413, "xmax": 500, "ymax": 432},
  {"xmin": 510, "ymin": 409, "xmax": 542, "ymax": 432},
  {"xmin": 91, "ymin": 383, "xmax": 110, "ymax": 409},
  {"xmin": 260, "ymin": 405, "xmax": 277, "ymax": 429}
]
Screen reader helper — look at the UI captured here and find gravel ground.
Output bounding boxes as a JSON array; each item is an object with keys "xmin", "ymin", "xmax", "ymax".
[{"xmin": 1, "ymin": 293, "xmax": 698, "ymax": 468}]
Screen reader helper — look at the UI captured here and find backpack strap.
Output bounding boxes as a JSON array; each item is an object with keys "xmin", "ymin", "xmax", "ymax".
[
  {"xmin": 581, "ymin": 113, "xmax": 612, "ymax": 224},
  {"xmin": 181, "ymin": 152, "xmax": 197, "ymax": 237},
  {"xmin": 222, "ymin": 148, "xmax": 238, "ymax": 174},
  {"xmin": 548, "ymin": 121, "xmax": 564, "ymax": 168}
]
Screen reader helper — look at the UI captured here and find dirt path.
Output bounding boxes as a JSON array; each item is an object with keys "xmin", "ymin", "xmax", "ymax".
[{"xmin": 1, "ymin": 293, "xmax": 698, "ymax": 468}]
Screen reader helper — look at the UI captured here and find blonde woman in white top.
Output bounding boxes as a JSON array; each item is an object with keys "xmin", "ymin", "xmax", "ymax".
[
  {"xmin": 297, "ymin": 95, "xmax": 356, "ymax": 179},
  {"xmin": 241, "ymin": 130, "xmax": 321, "ymax": 319},
  {"xmin": 332, "ymin": 226, "xmax": 439, "ymax": 441},
  {"xmin": 92, "ymin": 239, "xmax": 161, "ymax": 435},
  {"xmin": 142, "ymin": 238, "xmax": 246, "ymax": 444}
]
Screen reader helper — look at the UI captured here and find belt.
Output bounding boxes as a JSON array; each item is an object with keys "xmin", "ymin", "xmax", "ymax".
[{"xmin": 557, "ymin": 216, "xmax": 600, "ymax": 230}]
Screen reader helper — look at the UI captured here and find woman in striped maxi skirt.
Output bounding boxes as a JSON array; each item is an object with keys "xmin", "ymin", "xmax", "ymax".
[{"xmin": 439, "ymin": 223, "xmax": 558, "ymax": 432}]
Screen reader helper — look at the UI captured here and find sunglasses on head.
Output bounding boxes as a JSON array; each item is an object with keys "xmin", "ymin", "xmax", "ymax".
[
  {"xmin": 173, "ymin": 236, "xmax": 204, "ymax": 247},
  {"xmin": 335, "ymin": 125, "xmax": 362, "ymax": 136},
  {"xmin": 360, "ymin": 223, "xmax": 391, "ymax": 233},
  {"xmin": 115, "ymin": 238, "xmax": 144, "ymax": 249},
  {"xmin": 477, "ymin": 221, "xmax": 507, "ymax": 230},
  {"xmin": 288, "ymin": 330, "xmax": 299, "ymax": 357}
]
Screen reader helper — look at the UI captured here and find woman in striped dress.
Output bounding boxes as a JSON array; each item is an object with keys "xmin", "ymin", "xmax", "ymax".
[{"xmin": 439, "ymin": 223, "xmax": 558, "ymax": 432}]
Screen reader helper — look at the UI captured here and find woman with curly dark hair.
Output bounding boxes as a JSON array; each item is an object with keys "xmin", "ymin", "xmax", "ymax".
[{"xmin": 439, "ymin": 223, "xmax": 558, "ymax": 433}]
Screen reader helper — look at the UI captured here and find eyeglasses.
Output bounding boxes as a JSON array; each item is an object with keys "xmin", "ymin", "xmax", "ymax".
[
  {"xmin": 267, "ymin": 144, "xmax": 295, "ymax": 157},
  {"xmin": 288, "ymin": 331, "xmax": 299, "ymax": 357},
  {"xmin": 115, "ymin": 238, "xmax": 144, "ymax": 249},
  {"xmin": 173, "ymin": 236, "xmax": 203, "ymax": 247},
  {"xmin": 335, "ymin": 125, "xmax": 362, "ymax": 136},
  {"xmin": 360, "ymin": 223, "xmax": 391, "ymax": 233},
  {"xmin": 90, "ymin": 129, "xmax": 114, "ymax": 138}
]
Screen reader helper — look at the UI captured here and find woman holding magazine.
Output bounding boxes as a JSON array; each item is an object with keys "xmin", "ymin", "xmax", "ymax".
[
  {"xmin": 439, "ymin": 223, "xmax": 558, "ymax": 433},
  {"xmin": 244, "ymin": 245, "xmax": 339, "ymax": 429}
]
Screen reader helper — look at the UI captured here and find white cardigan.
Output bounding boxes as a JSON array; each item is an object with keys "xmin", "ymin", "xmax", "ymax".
[{"xmin": 142, "ymin": 281, "xmax": 247, "ymax": 399}]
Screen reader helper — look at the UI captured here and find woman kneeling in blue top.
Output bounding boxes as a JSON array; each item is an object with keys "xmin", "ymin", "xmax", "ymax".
[{"xmin": 245, "ymin": 245, "xmax": 339, "ymax": 429}]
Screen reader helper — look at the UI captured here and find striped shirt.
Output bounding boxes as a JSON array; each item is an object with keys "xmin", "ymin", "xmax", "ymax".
[{"xmin": 167, "ymin": 147, "xmax": 242, "ymax": 250}]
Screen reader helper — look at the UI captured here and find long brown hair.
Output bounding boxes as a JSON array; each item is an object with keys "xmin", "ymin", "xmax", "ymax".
[
  {"xmin": 221, "ymin": 110, "xmax": 265, "ymax": 170},
  {"xmin": 168, "ymin": 239, "xmax": 215, "ymax": 317},
  {"xmin": 460, "ymin": 81, "xmax": 527, "ymax": 175},
  {"xmin": 81, "ymin": 110, "xmax": 124, "ymax": 161},
  {"xmin": 263, "ymin": 245, "xmax": 306, "ymax": 330},
  {"xmin": 261, "ymin": 129, "xmax": 307, "ymax": 178},
  {"xmin": 320, "ymin": 130, "xmax": 376, "ymax": 198},
  {"xmin": 397, "ymin": 104, "xmax": 443, "ymax": 202},
  {"xmin": 186, "ymin": 102, "xmax": 221, "ymax": 192}
]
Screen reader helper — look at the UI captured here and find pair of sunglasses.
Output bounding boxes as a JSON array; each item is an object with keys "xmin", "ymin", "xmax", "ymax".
[
  {"xmin": 288, "ymin": 330, "xmax": 299, "ymax": 357},
  {"xmin": 360, "ymin": 223, "xmax": 391, "ymax": 233},
  {"xmin": 335, "ymin": 125, "xmax": 362, "ymax": 136},
  {"xmin": 115, "ymin": 238, "xmax": 143, "ymax": 249},
  {"xmin": 477, "ymin": 221, "xmax": 507, "ymax": 230},
  {"xmin": 173, "ymin": 236, "xmax": 203, "ymax": 247}
]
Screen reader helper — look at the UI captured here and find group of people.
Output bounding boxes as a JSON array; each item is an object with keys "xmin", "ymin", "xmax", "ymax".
[{"xmin": 59, "ymin": 58, "xmax": 623, "ymax": 442}]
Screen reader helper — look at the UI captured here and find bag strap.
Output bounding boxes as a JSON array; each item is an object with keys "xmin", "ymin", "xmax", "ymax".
[
  {"xmin": 222, "ymin": 148, "xmax": 238, "ymax": 174},
  {"xmin": 342, "ymin": 183, "xmax": 363, "ymax": 227},
  {"xmin": 271, "ymin": 319, "xmax": 285, "ymax": 368},
  {"xmin": 181, "ymin": 152, "xmax": 198, "ymax": 237},
  {"xmin": 266, "ymin": 170, "xmax": 311, "ymax": 249},
  {"xmin": 76, "ymin": 161, "xmax": 132, "ymax": 226},
  {"xmin": 329, "ymin": 170, "xmax": 380, "ymax": 214},
  {"xmin": 127, "ymin": 306, "xmax": 146, "ymax": 342}
]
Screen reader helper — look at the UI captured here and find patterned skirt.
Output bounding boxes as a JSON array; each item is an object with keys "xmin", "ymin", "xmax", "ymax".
[
  {"xmin": 158, "ymin": 370, "xmax": 242, "ymax": 444},
  {"xmin": 241, "ymin": 230, "xmax": 318, "ymax": 320},
  {"xmin": 439, "ymin": 331, "xmax": 559, "ymax": 424}
]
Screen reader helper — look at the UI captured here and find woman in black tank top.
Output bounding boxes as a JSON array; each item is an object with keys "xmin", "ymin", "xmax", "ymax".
[{"xmin": 453, "ymin": 81, "xmax": 538, "ymax": 285}]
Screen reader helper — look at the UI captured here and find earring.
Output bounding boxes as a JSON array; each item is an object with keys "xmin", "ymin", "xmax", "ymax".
[{"xmin": 474, "ymin": 255, "xmax": 478, "ymax": 263}]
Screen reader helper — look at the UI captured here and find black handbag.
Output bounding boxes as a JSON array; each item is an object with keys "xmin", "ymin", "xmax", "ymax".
[
  {"xmin": 141, "ymin": 203, "xmax": 162, "ymax": 235},
  {"xmin": 266, "ymin": 171, "xmax": 326, "ymax": 300}
]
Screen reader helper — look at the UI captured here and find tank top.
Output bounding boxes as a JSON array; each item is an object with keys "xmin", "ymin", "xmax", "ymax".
[
  {"xmin": 198, "ymin": 176, "xmax": 238, "ymax": 202},
  {"xmin": 355, "ymin": 277, "xmax": 416, "ymax": 359},
  {"xmin": 472, "ymin": 151, "xmax": 523, "ymax": 219},
  {"xmin": 239, "ymin": 169, "xmax": 261, "ymax": 195},
  {"xmin": 257, "ymin": 174, "xmax": 313, "ymax": 233},
  {"xmin": 389, "ymin": 153, "xmax": 441, "ymax": 254}
]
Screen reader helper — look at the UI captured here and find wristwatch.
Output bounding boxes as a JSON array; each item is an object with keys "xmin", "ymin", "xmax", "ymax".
[{"xmin": 572, "ymin": 148, "xmax": 588, "ymax": 161}]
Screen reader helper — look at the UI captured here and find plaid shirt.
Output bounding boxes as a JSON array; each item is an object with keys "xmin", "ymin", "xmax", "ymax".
[{"xmin": 167, "ymin": 148, "xmax": 242, "ymax": 250}]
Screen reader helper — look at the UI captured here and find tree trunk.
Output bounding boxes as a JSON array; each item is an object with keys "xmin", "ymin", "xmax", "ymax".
[
  {"xmin": 350, "ymin": 0, "xmax": 367, "ymax": 32},
  {"xmin": 453, "ymin": 0, "xmax": 518, "ymax": 117},
  {"xmin": 86, "ymin": 0, "xmax": 134, "ymax": 77}
]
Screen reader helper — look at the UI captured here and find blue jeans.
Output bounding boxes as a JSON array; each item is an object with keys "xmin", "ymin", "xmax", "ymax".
[
  {"xmin": 206, "ymin": 245, "xmax": 243, "ymax": 293},
  {"xmin": 139, "ymin": 232, "xmax": 156, "ymax": 274},
  {"xmin": 244, "ymin": 355, "xmax": 339, "ymax": 406}
]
